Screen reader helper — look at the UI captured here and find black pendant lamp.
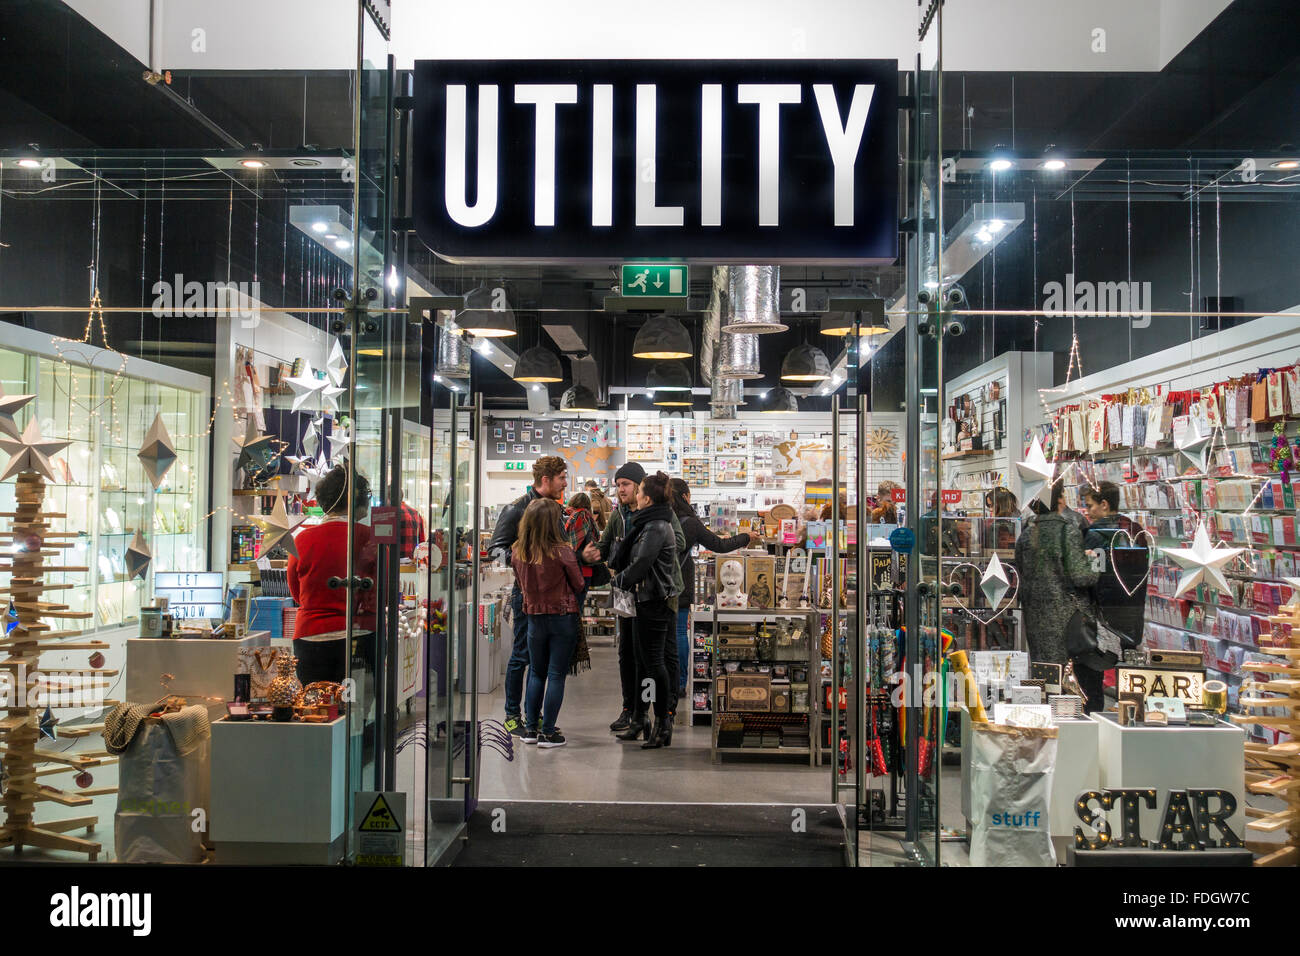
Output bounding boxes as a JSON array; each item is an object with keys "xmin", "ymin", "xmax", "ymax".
[
  {"xmin": 647, "ymin": 360, "xmax": 692, "ymax": 391},
  {"xmin": 632, "ymin": 314, "xmax": 693, "ymax": 359},
  {"xmin": 560, "ymin": 385, "xmax": 599, "ymax": 412},
  {"xmin": 458, "ymin": 282, "xmax": 518, "ymax": 337},
  {"xmin": 780, "ymin": 344, "xmax": 831, "ymax": 382},
  {"xmin": 762, "ymin": 386, "xmax": 799, "ymax": 413},
  {"xmin": 820, "ymin": 285, "xmax": 889, "ymax": 337},
  {"xmin": 512, "ymin": 345, "xmax": 563, "ymax": 383}
]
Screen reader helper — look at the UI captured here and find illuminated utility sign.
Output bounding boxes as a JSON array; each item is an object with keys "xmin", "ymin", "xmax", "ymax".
[{"xmin": 413, "ymin": 59, "xmax": 899, "ymax": 264}]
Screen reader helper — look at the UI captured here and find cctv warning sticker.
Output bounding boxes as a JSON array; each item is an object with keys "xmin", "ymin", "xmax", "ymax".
[{"xmin": 359, "ymin": 793, "xmax": 401, "ymax": 832}]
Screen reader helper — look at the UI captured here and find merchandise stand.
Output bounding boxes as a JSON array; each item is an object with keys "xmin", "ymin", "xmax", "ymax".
[{"xmin": 708, "ymin": 608, "xmax": 818, "ymax": 765}]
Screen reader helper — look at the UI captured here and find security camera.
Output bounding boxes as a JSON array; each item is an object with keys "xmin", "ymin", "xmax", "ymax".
[{"xmin": 944, "ymin": 317, "xmax": 967, "ymax": 337}]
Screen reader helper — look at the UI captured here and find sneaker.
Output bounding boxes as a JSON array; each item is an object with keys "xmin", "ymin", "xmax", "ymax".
[
  {"xmin": 522, "ymin": 723, "xmax": 540, "ymax": 744},
  {"xmin": 504, "ymin": 715, "xmax": 526, "ymax": 737},
  {"xmin": 609, "ymin": 709, "xmax": 632, "ymax": 732},
  {"xmin": 538, "ymin": 731, "xmax": 567, "ymax": 749}
]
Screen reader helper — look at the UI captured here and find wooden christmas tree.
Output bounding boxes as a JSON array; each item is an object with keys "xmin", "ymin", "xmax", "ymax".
[
  {"xmin": 0, "ymin": 431, "xmax": 117, "ymax": 860},
  {"xmin": 1236, "ymin": 601, "xmax": 1300, "ymax": 867}
]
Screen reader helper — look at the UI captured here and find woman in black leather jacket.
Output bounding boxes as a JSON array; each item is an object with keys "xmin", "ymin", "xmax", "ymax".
[{"xmin": 609, "ymin": 471, "xmax": 680, "ymax": 749}]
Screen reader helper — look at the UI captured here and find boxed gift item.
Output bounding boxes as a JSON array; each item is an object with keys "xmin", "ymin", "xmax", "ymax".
[{"xmin": 726, "ymin": 674, "xmax": 771, "ymax": 712}]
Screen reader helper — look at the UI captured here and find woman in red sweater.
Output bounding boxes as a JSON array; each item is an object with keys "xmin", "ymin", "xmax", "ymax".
[
  {"xmin": 510, "ymin": 498, "xmax": 584, "ymax": 748},
  {"xmin": 287, "ymin": 465, "xmax": 376, "ymax": 684}
]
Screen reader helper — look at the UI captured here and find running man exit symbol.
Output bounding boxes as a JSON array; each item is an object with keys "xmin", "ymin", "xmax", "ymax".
[{"xmin": 621, "ymin": 263, "xmax": 688, "ymax": 297}]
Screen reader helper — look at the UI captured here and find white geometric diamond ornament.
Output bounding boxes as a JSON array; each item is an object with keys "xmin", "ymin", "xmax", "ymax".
[
  {"xmin": 136, "ymin": 412, "xmax": 177, "ymax": 489},
  {"xmin": 981, "ymin": 552, "xmax": 1011, "ymax": 607},
  {"xmin": 1016, "ymin": 435, "xmax": 1056, "ymax": 511}
]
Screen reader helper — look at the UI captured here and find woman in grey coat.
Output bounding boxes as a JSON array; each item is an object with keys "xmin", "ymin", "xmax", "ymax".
[{"xmin": 1013, "ymin": 481, "xmax": 1098, "ymax": 668}]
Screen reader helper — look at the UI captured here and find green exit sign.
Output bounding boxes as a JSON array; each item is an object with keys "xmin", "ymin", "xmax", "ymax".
[
  {"xmin": 504, "ymin": 461, "xmax": 528, "ymax": 471},
  {"xmin": 621, "ymin": 263, "xmax": 688, "ymax": 297}
]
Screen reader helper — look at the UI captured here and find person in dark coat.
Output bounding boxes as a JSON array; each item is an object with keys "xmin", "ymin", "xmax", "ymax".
[
  {"xmin": 1015, "ymin": 480, "xmax": 1098, "ymax": 691},
  {"xmin": 668, "ymin": 478, "xmax": 759, "ymax": 695}
]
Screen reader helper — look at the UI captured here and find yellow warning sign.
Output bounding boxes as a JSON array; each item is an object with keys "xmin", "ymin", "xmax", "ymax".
[{"xmin": 359, "ymin": 793, "xmax": 401, "ymax": 832}]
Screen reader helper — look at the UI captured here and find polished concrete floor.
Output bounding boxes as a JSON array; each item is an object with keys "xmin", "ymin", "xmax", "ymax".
[{"xmin": 476, "ymin": 635, "xmax": 834, "ymax": 805}]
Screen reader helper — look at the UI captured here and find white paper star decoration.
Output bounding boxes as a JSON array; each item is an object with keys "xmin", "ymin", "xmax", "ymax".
[
  {"xmin": 0, "ymin": 385, "xmax": 36, "ymax": 439},
  {"xmin": 326, "ymin": 340, "xmax": 348, "ymax": 387},
  {"xmin": 327, "ymin": 425, "xmax": 352, "ymax": 463},
  {"xmin": 137, "ymin": 412, "xmax": 177, "ymax": 489},
  {"xmin": 981, "ymin": 552, "xmax": 1011, "ymax": 607},
  {"xmin": 320, "ymin": 381, "xmax": 346, "ymax": 413},
  {"xmin": 258, "ymin": 495, "xmax": 305, "ymax": 558},
  {"xmin": 235, "ymin": 417, "xmax": 278, "ymax": 476},
  {"xmin": 0, "ymin": 419, "xmax": 71, "ymax": 482},
  {"xmin": 1016, "ymin": 435, "xmax": 1056, "ymax": 510},
  {"xmin": 125, "ymin": 529, "xmax": 152, "ymax": 580},
  {"xmin": 1175, "ymin": 416, "xmax": 1212, "ymax": 473},
  {"xmin": 1162, "ymin": 524, "xmax": 1245, "ymax": 599},
  {"xmin": 285, "ymin": 360, "xmax": 327, "ymax": 413}
]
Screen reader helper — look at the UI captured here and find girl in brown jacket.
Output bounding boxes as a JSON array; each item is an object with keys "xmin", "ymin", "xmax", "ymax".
[{"xmin": 510, "ymin": 498, "xmax": 584, "ymax": 747}]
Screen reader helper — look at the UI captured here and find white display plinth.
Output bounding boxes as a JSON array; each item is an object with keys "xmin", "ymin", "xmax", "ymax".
[
  {"xmin": 210, "ymin": 716, "xmax": 347, "ymax": 864},
  {"xmin": 126, "ymin": 631, "xmax": 270, "ymax": 719},
  {"xmin": 1092, "ymin": 712, "xmax": 1246, "ymax": 839},
  {"xmin": 1049, "ymin": 716, "xmax": 1100, "ymax": 860},
  {"xmin": 961, "ymin": 707, "xmax": 1099, "ymax": 859}
]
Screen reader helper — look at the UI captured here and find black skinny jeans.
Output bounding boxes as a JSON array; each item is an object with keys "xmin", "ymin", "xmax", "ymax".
[{"xmin": 633, "ymin": 598, "xmax": 674, "ymax": 720}]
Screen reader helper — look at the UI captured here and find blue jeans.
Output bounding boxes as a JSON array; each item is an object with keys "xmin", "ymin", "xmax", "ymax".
[
  {"xmin": 525, "ymin": 612, "xmax": 579, "ymax": 734},
  {"xmin": 676, "ymin": 607, "xmax": 690, "ymax": 690},
  {"xmin": 504, "ymin": 587, "xmax": 530, "ymax": 718}
]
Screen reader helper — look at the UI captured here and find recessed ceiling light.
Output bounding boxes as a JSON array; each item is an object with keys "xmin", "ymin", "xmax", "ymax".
[
  {"xmin": 290, "ymin": 158, "xmax": 322, "ymax": 167},
  {"xmin": 16, "ymin": 158, "xmax": 41, "ymax": 169},
  {"xmin": 987, "ymin": 219, "xmax": 1006, "ymax": 233},
  {"xmin": 323, "ymin": 233, "xmax": 338, "ymax": 240},
  {"xmin": 974, "ymin": 229, "xmax": 993, "ymax": 243},
  {"xmin": 1039, "ymin": 159, "xmax": 1067, "ymax": 171},
  {"xmin": 988, "ymin": 159, "xmax": 1014, "ymax": 172},
  {"xmin": 1271, "ymin": 160, "xmax": 1300, "ymax": 169},
  {"xmin": 311, "ymin": 221, "xmax": 329, "ymax": 233},
  {"xmin": 240, "ymin": 159, "xmax": 267, "ymax": 169},
  {"xmin": 334, "ymin": 239, "xmax": 351, "ymax": 250}
]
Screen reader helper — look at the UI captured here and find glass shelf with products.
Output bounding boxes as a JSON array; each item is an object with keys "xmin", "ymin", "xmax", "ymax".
[{"xmin": 0, "ymin": 339, "xmax": 209, "ymax": 633}]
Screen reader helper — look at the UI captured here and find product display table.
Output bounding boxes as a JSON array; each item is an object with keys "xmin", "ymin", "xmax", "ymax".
[
  {"xmin": 126, "ymin": 631, "xmax": 270, "ymax": 719},
  {"xmin": 210, "ymin": 715, "xmax": 347, "ymax": 864},
  {"xmin": 960, "ymin": 707, "xmax": 1099, "ymax": 860},
  {"xmin": 1092, "ymin": 712, "xmax": 1246, "ymax": 840}
]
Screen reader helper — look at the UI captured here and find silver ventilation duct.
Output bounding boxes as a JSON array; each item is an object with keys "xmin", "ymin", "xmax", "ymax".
[
  {"xmin": 699, "ymin": 266, "xmax": 728, "ymax": 386},
  {"xmin": 710, "ymin": 373, "xmax": 744, "ymax": 407},
  {"xmin": 435, "ymin": 315, "xmax": 470, "ymax": 378},
  {"xmin": 721, "ymin": 265, "xmax": 786, "ymax": 334},
  {"xmin": 710, "ymin": 405, "xmax": 738, "ymax": 420},
  {"xmin": 718, "ymin": 330, "xmax": 761, "ymax": 379}
]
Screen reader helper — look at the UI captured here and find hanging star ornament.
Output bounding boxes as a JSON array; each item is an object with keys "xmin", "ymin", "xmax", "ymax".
[
  {"xmin": 326, "ymin": 425, "xmax": 352, "ymax": 463},
  {"xmin": 1175, "ymin": 416, "xmax": 1212, "ymax": 474},
  {"xmin": 981, "ymin": 552, "xmax": 1011, "ymax": 607},
  {"xmin": 0, "ymin": 418, "xmax": 72, "ymax": 482},
  {"xmin": 39, "ymin": 705, "xmax": 59, "ymax": 741},
  {"xmin": 258, "ymin": 495, "xmax": 305, "ymax": 558},
  {"xmin": 125, "ymin": 529, "xmax": 152, "ymax": 581},
  {"xmin": 0, "ymin": 385, "xmax": 35, "ymax": 439},
  {"xmin": 285, "ymin": 360, "xmax": 327, "ymax": 413},
  {"xmin": 235, "ymin": 416, "xmax": 278, "ymax": 477},
  {"xmin": 320, "ymin": 381, "xmax": 346, "ymax": 413},
  {"xmin": 1015, "ymin": 435, "xmax": 1056, "ymax": 510},
  {"xmin": 137, "ymin": 412, "xmax": 177, "ymax": 489},
  {"xmin": 1162, "ymin": 524, "xmax": 1245, "ymax": 599},
  {"xmin": 326, "ymin": 339, "xmax": 349, "ymax": 388}
]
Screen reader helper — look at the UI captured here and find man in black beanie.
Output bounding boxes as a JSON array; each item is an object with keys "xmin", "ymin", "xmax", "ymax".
[{"xmin": 586, "ymin": 460, "xmax": 686, "ymax": 732}]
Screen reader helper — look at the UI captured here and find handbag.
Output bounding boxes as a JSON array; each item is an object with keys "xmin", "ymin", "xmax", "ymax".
[
  {"xmin": 612, "ymin": 586, "xmax": 637, "ymax": 618},
  {"xmin": 588, "ymin": 561, "xmax": 612, "ymax": 588},
  {"xmin": 1065, "ymin": 607, "xmax": 1122, "ymax": 672}
]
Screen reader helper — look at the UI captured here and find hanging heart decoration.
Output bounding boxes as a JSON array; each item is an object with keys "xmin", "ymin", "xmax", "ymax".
[
  {"xmin": 52, "ymin": 291, "xmax": 128, "ymax": 418},
  {"xmin": 1107, "ymin": 526, "xmax": 1156, "ymax": 598},
  {"xmin": 944, "ymin": 561, "xmax": 1020, "ymax": 625}
]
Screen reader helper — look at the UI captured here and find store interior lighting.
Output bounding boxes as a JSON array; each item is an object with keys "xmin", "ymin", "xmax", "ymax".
[{"xmin": 289, "ymin": 204, "xmax": 372, "ymax": 266}]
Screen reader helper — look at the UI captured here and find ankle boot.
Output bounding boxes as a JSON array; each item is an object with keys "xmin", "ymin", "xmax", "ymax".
[
  {"xmin": 609, "ymin": 708, "xmax": 632, "ymax": 732},
  {"xmin": 661, "ymin": 714, "xmax": 674, "ymax": 747},
  {"xmin": 616, "ymin": 714, "xmax": 651, "ymax": 741},
  {"xmin": 641, "ymin": 716, "xmax": 668, "ymax": 749}
]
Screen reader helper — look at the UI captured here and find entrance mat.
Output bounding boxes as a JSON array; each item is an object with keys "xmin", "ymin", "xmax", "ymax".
[{"xmin": 452, "ymin": 801, "xmax": 846, "ymax": 867}]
